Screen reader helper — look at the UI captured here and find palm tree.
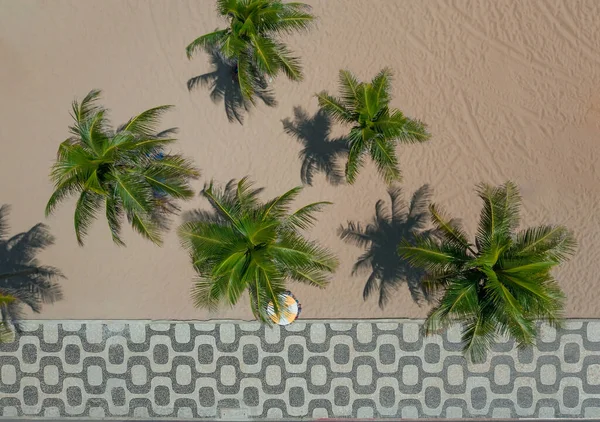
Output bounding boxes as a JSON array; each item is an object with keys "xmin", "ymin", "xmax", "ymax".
[
  {"xmin": 46, "ymin": 90, "xmax": 200, "ymax": 246},
  {"xmin": 398, "ymin": 182, "xmax": 576, "ymax": 362},
  {"xmin": 0, "ymin": 205, "xmax": 64, "ymax": 334},
  {"xmin": 0, "ymin": 295, "xmax": 16, "ymax": 343},
  {"xmin": 316, "ymin": 68, "xmax": 430, "ymax": 184},
  {"xmin": 339, "ymin": 185, "xmax": 438, "ymax": 307},
  {"xmin": 178, "ymin": 177, "xmax": 338, "ymax": 322},
  {"xmin": 186, "ymin": 0, "xmax": 315, "ymax": 103}
]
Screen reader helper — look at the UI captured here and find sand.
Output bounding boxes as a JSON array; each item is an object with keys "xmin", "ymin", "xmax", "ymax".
[{"xmin": 0, "ymin": 0, "xmax": 599, "ymax": 321}]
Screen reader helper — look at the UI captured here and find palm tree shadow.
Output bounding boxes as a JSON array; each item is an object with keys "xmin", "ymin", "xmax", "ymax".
[
  {"xmin": 338, "ymin": 185, "xmax": 439, "ymax": 308},
  {"xmin": 282, "ymin": 107, "xmax": 349, "ymax": 186},
  {"xmin": 0, "ymin": 205, "xmax": 64, "ymax": 332},
  {"xmin": 187, "ymin": 50, "xmax": 277, "ymax": 124}
]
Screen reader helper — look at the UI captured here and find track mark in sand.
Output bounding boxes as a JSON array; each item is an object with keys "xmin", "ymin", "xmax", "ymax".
[
  {"xmin": 458, "ymin": 91, "xmax": 503, "ymax": 181},
  {"xmin": 440, "ymin": 0, "xmax": 575, "ymax": 86},
  {"xmin": 535, "ymin": 2, "xmax": 600, "ymax": 66},
  {"xmin": 148, "ymin": 4, "xmax": 179, "ymax": 85}
]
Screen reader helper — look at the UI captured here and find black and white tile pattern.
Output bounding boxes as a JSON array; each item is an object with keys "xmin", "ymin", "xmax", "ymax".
[{"xmin": 1, "ymin": 320, "xmax": 600, "ymax": 419}]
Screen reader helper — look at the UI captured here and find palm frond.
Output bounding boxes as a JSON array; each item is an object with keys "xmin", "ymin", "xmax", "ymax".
[
  {"xmin": 284, "ymin": 201, "xmax": 331, "ymax": 231},
  {"xmin": 186, "ymin": 29, "xmax": 229, "ymax": 59},
  {"xmin": 73, "ymin": 191, "xmax": 102, "ymax": 246},
  {"xmin": 118, "ymin": 105, "xmax": 174, "ymax": 136},
  {"xmin": 512, "ymin": 225, "xmax": 576, "ymax": 262},
  {"xmin": 371, "ymin": 67, "xmax": 392, "ymax": 106},
  {"xmin": 316, "ymin": 93, "xmax": 353, "ymax": 123},
  {"xmin": 369, "ymin": 137, "xmax": 401, "ymax": 183},
  {"xmin": 428, "ymin": 204, "xmax": 471, "ymax": 249},
  {"xmin": 338, "ymin": 69, "xmax": 361, "ymax": 107}
]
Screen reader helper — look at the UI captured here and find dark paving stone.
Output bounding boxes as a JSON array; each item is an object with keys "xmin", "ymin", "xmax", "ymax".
[
  {"xmin": 288, "ymin": 344, "xmax": 304, "ymax": 365},
  {"xmin": 289, "ymin": 386, "xmax": 305, "ymax": 407},
  {"xmin": 66, "ymin": 386, "xmax": 81, "ymax": 406},
  {"xmin": 564, "ymin": 343, "xmax": 580, "ymax": 364},
  {"xmin": 111, "ymin": 387, "xmax": 126, "ymax": 406},
  {"xmin": 518, "ymin": 346, "xmax": 533, "ymax": 364},
  {"xmin": 425, "ymin": 386, "xmax": 441, "ymax": 408},
  {"xmin": 334, "ymin": 386, "xmax": 350, "ymax": 406},
  {"xmin": 199, "ymin": 387, "xmax": 215, "ymax": 407},
  {"xmin": 243, "ymin": 386, "xmax": 259, "ymax": 407},
  {"xmin": 379, "ymin": 386, "xmax": 395, "ymax": 407},
  {"xmin": 153, "ymin": 344, "xmax": 169, "ymax": 365},
  {"xmin": 243, "ymin": 344, "xmax": 258, "ymax": 365},
  {"xmin": 154, "ymin": 385, "xmax": 170, "ymax": 406},
  {"xmin": 198, "ymin": 345, "xmax": 213, "ymax": 364},
  {"xmin": 471, "ymin": 387, "xmax": 487, "ymax": 410},
  {"xmin": 109, "ymin": 344, "xmax": 124, "ymax": 365},
  {"xmin": 22, "ymin": 343, "xmax": 37, "ymax": 364},
  {"xmin": 517, "ymin": 386, "xmax": 533, "ymax": 408},
  {"xmin": 379, "ymin": 344, "xmax": 395, "ymax": 365},
  {"xmin": 563, "ymin": 386, "xmax": 579, "ymax": 408},
  {"xmin": 64, "ymin": 344, "xmax": 79, "ymax": 365},
  {"xmin": 424, "ymin": 343, "xmax": 440, "ymax": 364},
  {"xmin": 334, "ymin": 344, "xmax": 350, "ymax": 365},
  {"xmin": 23, "ymin": 386, "xmax": 38, "ymax": 406}
]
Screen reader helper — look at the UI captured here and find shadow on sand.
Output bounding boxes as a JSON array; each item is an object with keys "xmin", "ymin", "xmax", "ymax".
[
  {"xmin": 187, "ymin": 50, "xmax": 276, "ymax": 124},
  {"xmin": 282, "ymin": 107, "xmax": 349, "ymax": 186},
  {"xmin": 0, "ymin": 205, "xmax": 64, "ymax": 332},
  {"xmin": 338, "ymin": 185, "xmax": 440, "ymax": 308}
]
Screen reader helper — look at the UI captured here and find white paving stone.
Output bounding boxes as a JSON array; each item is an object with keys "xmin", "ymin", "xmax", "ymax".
[
  {"xmin": 1, "ymin": 364, "xmax": 16, "ymax": 384},
  {"xmin": 587, "ymin": 322, "xmax": 600, "ymax": 342},
  {"xmin": 311, "ymin": 364, "xmax": 327, "ymax": 386},
  {"xmin": 402, "ymin": 406, "xmax": 419, "ymax": 418},
  {"xmin": 219, "ymin": 325, "xmax": 235, "ymax": 344},
  {"xmin": 539, "ymin": 324, "xmax": 556, "ymax": 342},
  {"xmin": 446, "ymin": 324, "xmax": 462, "ymax": 343},
  {"xmin": 44, "ymin": 365, "xmax": 59, "ymax": 386},
  {"xmin": 494, "ymin": 364, "xmax": 510, "ymax": 385},
  {"xmin": 587, "ymin": 364, "xmax": 600, "ymax": 385},
  {"xmin": 357, "ymin": 365, "xmax": 372, "ymax": 385},
  {"xmin": 447, "ymin": 364, "xmax": 463, "ymax": 386},
  {"xmin": 264, "ymin": 326, "xmax": 280, "ymax": 344},
  {"xmin": 402, "ymin": 323, "xmax": 419, "ymax": 343},
  {"xmin": 265, "ymin": 365, "xmax": 281, "ymax": 386},
  {"xmin": 176, "ymin": 365, "xmax": 192, "ymax": 385},
  {"xmin": 402, "ymin": 364, "xmax": 418, "ymax": 386},
  {"xmin": 356, "ymin": 323, "xmax": 372, "ymax": 343},
  {"xmin": 220, "ymin": 365, "xmax": 236, "ymax": 386},
  {"xmin": 310, "ymin": 323, "xmax": 326, "ymax": 343},
  {"xmin": 87, "ymin": 365, "xmax": 103, "ymax": 386},
  {"xmin": 175, "ymin": 324, "xmax": 191, "ymax": 343},
  {"xmin": 43, "ymin": 323, "xmax": 59, "ymax": 343},
  {"xmin": 131, "ymin": 365, "xmax": 147, "ymax": 386},
  {"xmin": 86, "ymin": 324, "xmax": 103, "ymax": 344},
  {"xmin": 540, "ymin": 364, "xmax": 556, "ymax": 385}
]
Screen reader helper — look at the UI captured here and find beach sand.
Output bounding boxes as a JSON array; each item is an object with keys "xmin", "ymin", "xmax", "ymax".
[{"xmin": 0, "ymin": 0, "xmax": 599, "ymax": 321}]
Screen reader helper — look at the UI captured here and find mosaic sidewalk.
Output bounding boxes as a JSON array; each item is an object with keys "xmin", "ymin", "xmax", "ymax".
[{"xmin": 1, "ymin": 319, "xmax": 600, "ymax": 419}]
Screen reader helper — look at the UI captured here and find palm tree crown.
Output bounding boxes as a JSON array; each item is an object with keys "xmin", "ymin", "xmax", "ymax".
[
  {"xmin": 178, "ymin": 177, "xmax": 338, "ymax": 322},
  {"xmin": 46, "ymin": 90, "xmax": 200, "ymax": 246},
  {"xmin": 398, "ymin": 182, "xmax": 576, "ymax": 362},
  {"xmin": 317, "ymin": 68, "xmax": 430, "ymax": 184},
  {"xmin": 0, "ymin": 205, "xmax": 64, "ymax": 335},
  {"xmin": 186, "ymin": 0, "xmax": 315, "ymax": 102}
]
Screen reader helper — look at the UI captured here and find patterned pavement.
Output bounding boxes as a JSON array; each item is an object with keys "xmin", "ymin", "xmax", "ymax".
[{"xmin": 1, "ymin": 319, "xmax": 600, "ymax": 419}]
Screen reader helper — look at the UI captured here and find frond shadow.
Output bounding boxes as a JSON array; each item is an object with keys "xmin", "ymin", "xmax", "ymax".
[
  {"xmin": 0, "ymin": 205, "xmax": 64, "ymax": 333},
  {"xmin": 338, "ymin": 185, "xmax": 439, "ymax": 308},
  {"xmin": 187, "ymin": 50, "xmax": 277, "ymax": 124},
  {"xmin": 282, "ymin": 107, "xmax": 349, "ymax": 186}
]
